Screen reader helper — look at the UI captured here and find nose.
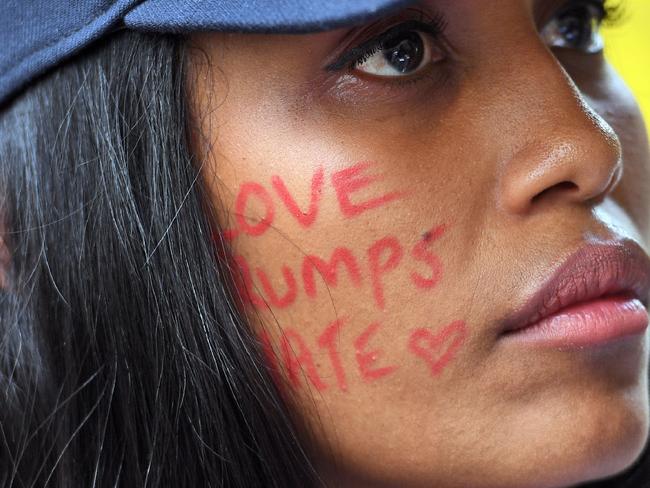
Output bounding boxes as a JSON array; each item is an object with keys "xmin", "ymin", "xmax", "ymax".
[{"xmin": 498, "ymin": 47, "xmax": 622, "ymax": 215}]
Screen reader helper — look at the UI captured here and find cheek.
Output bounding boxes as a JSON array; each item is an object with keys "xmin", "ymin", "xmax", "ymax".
[
  {"xmin": 611, "ymin": 111, "xmax": 650, "ymax": 239},
  {"xmin": 209, "ymin": 156, "xmax": 473, "ymax": 437},
  {"xmin": 586, "ymin": 66, "xmax": 650, "ymax": 238},
  {"xmin": 197, "ymin": 86, "xmax": 498, "ymax": 479}
]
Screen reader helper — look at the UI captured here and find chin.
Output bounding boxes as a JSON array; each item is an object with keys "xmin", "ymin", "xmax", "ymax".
[
  {"xmin": 567, "ymin": 398, "xmax": 648, "ymax": 486},
  {"xmin": 511, "ymin": 386, "xmax": 649, "ymax": 488}
]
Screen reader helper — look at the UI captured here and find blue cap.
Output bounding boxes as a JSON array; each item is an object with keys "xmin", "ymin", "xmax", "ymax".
[{"xmin": 1, "ymin": 0, "xmax": 413, "ymax": 108}]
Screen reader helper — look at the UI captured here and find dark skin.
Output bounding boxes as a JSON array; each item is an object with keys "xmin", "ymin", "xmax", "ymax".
[{"xmin": 187, "ymin": 1, "xmax": 650, "ymax": 486}]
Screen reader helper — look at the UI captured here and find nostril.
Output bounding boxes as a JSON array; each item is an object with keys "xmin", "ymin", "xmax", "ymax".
[{"xmin": 531, "ymin": 181, "xmax": 579, "ymax": 205}]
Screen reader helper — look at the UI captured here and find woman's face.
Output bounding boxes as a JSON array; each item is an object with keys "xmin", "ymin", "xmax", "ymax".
[{"xmin": 187, "ymin": 1, "xmax": 650, "ymax": 486}]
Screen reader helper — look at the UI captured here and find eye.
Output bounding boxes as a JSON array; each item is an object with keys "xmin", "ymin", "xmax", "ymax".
[
  {"xmin": 326, "ymin": 17, "xmax": 448, "ymax": 78},
  {"xmin": 540, "ymin": 1, "xmax": 607, "ymax": 53},
  {"xmin": 355, "ymin": 29, "xmax": 444, "ymax": 77}
]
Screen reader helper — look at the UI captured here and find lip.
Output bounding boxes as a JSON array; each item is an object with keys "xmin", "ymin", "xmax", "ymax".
[{"xmin": 499, "ymin": 240, "xmax": 650, "ymax": 348}]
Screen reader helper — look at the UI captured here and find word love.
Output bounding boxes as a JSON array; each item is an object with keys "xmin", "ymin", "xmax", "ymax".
[
  {"xmin": 262, "ymin": 318, "xmax": 467, "ymax": 392},
  {"xmin": 223, "ymin": 161, "xmax": 404, "ymax": 240},
  {"xmin": 235, "ymin": 223, "xmax": 447, "ymax": 311}
]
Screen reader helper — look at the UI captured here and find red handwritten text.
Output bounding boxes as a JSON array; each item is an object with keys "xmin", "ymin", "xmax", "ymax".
[
  {"xmin": 223, "ymin": 161, "xmax": 403, "ymax": 239},
  {"xmin": 235, "ymin": 225, "xmax": 446, "ymax": 312},
  {"xmin": 265, "ymin": 318, "xmax": 467, "ymax": 392}
]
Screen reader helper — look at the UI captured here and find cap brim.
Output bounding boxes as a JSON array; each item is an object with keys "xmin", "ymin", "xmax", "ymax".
[{"xmin": 124, "ymin": 0, "xmax": 416, "ymax": 34}]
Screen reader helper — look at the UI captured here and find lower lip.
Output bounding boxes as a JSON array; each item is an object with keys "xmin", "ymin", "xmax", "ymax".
[{"xmin": 500, "ymin": 296, "xmax": 649, "ymax": 348}]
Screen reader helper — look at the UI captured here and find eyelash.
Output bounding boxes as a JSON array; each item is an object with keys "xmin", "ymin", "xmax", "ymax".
[
  {"xmin": 560, "ymin": 0, "xmax": 623, "ymax": 27},
  {"xmin": 325, "ymin": 14, "xmax": 447, "ymax": 72},
  {"xmin": 596, "ymin": 0, "xmax": 625, "ymax": 26}
]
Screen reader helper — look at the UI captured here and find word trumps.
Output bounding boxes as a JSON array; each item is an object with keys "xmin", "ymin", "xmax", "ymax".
[{"xmin": 235, "ymin": 224, "xmax": 447, "ymax": 311}]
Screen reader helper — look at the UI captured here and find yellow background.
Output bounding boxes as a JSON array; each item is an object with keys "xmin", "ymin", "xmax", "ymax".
[{"xmin": 603, "ymin": 0, "xmax": 650, "ymax": 133}]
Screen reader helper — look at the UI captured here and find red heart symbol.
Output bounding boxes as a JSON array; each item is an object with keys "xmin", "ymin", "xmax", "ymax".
[{"xmin": 408, "ymin": 320, "xmax": 467, "ymax": 376}]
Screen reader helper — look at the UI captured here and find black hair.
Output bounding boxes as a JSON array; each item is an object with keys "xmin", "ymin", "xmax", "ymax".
[
  {"xmin": 0, "ymin": 30, "xmax": 318, "ymax": 487},
  {"xmin": 0, "ymin": 27, "xmax": 647, "ymax": 488}
]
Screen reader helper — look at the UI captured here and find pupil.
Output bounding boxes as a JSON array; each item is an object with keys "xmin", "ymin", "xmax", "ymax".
[
  {"xmin": 382, "ymin": 32, "xmax": 423, "ymax": 73},
  {"xmin": 558, "ymin": 8, "xmax": 591, "ymax": 47}
]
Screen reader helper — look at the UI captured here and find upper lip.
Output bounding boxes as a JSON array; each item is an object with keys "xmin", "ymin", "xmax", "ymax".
[{"xmin": 500, "ymin": 239, "xmax": 650, "ymax": 334}]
